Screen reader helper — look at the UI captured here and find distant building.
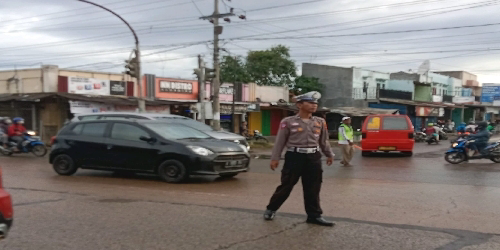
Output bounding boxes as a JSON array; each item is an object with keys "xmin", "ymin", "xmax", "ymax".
[{"xmin": 301, "ymin": 63, "xmax": 389, "ymax": 108}]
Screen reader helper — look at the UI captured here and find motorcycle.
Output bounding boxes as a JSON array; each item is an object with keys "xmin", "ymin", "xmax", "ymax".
[
  {"xmin": 445, "ymin": 138, "xmax": 500, "ymax": 164},
  {"xmin": 439, "ymin": 130, "xmax": 448, "ymax": 140},
  {"xmin": 414, "ymin": 131, "xmax": 426, "ymax": 142},
  {"xmin": 426, "ymin": 134, "xmax": 439, "ymax": 144},
  {"xmin": 0, "ymin": 131, "xmax": 47, "ymax": 157},
  {"xmin": 246, "ymin": 130, "xmax": 269, "ymax": 143}
]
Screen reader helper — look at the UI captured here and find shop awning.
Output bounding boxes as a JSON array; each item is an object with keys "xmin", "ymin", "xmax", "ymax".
[
  {"xmin": 379, "ymin": 98, "xmax": 463, "ymax": 109},
  {"xmin": 328, "ymin": 107, "xmax": 399, "ymax": 117},
  {"xmin": 0, "ymin": 92, "xmax": 181, "ymax": 106}
]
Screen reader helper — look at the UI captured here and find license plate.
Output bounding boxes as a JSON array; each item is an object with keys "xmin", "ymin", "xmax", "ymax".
[
  {"xmin": 225, "ymin": 160, "xmax": 244, "ymax": 168},
  {"xmin": 379, "ymin": 146, "xmax": 396, "ymax": 151}
]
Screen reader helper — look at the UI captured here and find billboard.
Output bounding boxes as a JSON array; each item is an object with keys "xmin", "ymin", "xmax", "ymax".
[
  {"xmin": 68, "ymin": 77, "xmax": 110, "ymax": 96},
  {"xmin": 110, "ymin": 81, "xmax": 126, "ymax": 95},
  {"xmin": 481, "ymin": 83, "xmax": 500, "ymax": 103}
]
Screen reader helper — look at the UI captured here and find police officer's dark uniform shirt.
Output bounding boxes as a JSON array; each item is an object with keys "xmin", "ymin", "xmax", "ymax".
[{"xmin": 271, "ymin": 115, "xmax": 334, "ymax": 161}]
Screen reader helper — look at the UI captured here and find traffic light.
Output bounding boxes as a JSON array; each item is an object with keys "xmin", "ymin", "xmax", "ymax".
[
  {"xmin": 193, "ymin": 68, "xmax": 204, "ymax": 80},
  {"xmin": 125, "ymin": 50, "xmax": 139, "ymax": 79},
  {"xmin": 204, "ymin": 67, "xmax": 216, "ymax": 82}
]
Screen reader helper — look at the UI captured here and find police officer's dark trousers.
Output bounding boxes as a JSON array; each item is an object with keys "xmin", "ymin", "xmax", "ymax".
[{"xmin": 267, "ymin": 151, "xmax": 323, "ymax": 218}]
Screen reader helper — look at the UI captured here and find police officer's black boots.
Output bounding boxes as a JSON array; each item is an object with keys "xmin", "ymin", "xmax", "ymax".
[
  {"xmin": 263, "ymin": 210, "xmax": 276, "ymax": 220},
  {"xmin": 306, "ymin": 217, "xmax": 335, "ymax": 227}
]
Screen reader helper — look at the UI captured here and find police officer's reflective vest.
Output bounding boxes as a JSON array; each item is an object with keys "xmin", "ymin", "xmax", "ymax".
[{"xmin": 338, "ymin": 124, "xmax": 353, "ymax": 141}]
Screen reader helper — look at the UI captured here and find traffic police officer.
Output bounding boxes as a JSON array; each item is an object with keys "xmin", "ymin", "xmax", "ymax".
[{"xmin": 264, "ymin": 91, "xmax": 335, "ymax": 227}]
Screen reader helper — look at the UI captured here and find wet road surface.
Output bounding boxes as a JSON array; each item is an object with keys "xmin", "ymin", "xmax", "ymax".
[{"xmin": 1, "ymin": 141, "xmax": 500, "ymax": 249}]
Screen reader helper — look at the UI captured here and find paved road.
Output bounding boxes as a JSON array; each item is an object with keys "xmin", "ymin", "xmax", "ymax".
[{"xmin": 1, "ymin": 141, "xmax": 500, "ymax": 249}]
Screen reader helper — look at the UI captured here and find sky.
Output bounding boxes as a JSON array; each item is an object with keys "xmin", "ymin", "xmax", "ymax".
[{"xmin": 0, "ymin": 0, "xmax": 499, "ymax": 83}]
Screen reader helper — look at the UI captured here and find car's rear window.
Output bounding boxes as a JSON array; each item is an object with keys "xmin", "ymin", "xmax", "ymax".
[
  {"xmin": 366, "ymin": 117, "xmax": 381, "ymax": 130},
  {"xmin": 382, "ymin": 117, "xmax": 409, "ymax": 130}
]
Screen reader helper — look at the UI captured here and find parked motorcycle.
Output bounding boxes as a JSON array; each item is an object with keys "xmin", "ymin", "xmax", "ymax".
[
  {"xmin": 414, "ymin": 131, "xmax": 426, "ymax": 142},
  {"xmin": 246, "ymin": 130, "xmax": 269, "ymax": 143},
  {"xmin": 445, "ymin": 138, "xmax": 500, "ymax": 164},
  {"xmin": 0, "ymin": 131, "xmax": 47, "ymax": 157},
  {"xmin": 439, "ymin": 130, "xmax": 448, "ymax": 140}
]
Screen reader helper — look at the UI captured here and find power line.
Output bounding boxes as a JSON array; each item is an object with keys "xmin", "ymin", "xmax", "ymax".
[{"xmin": 233, "ymin": 22, "xmax": 500, "ymax": 41}]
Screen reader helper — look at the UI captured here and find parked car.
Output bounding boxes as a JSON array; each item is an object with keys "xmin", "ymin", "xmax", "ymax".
[
  {"xmin": 0, "ymin": 168, "xmax": 13, "ymax": 239},
  {"xmin": 361, "ymin": 114, "xmax": 415, "ymax": 156},
  {"xmin": 50, "ymin": 120, "xmax": 250, "ymax": 183},
  {"xmin": 70, "ymin": 112, "xmax": 249, "ymax": 150}
]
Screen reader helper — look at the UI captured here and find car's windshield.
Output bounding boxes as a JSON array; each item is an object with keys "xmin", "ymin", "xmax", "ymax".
[
  {"xmin": 154, "ymin": 117, "xmax": 213, "ymax": 131},
  {"xmin": 144, "ymin": 123, "xmax": 211, "ymax": 140}
]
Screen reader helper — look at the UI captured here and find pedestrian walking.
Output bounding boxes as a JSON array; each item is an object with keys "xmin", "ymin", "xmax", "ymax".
[
  {"xmin": 338, "ymin": 117, "xmax": 354, "ymax": 166},
  {"xmin": 263, "ymin": 91, "xmax": 335, "ymax": 227}
]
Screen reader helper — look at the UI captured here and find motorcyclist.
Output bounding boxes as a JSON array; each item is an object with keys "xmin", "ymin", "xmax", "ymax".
[
  {"xmin": 467, "ymin": 121, "xmax": 490, "ymax": 156},
  {"xmin": 487, "ymin": 122, "xmax": 495, "ymax": 132},
  {"xmin": 456, "ymin": 122, "xmax": 466, "ymax": 133},
  {"xmin": 0, "ymin": 117, "xmax": 11, "ymax": 148},
  {"xmin": 7, "ymin": 117, "xmax": 26, "ymax": 151},
  {"xmin": 425, "ymin": 123, "xmax": 438, "ymax": 141}
]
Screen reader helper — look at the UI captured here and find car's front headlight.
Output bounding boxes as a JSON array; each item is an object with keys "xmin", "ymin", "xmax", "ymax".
[
  {"xmin": 187, "ymin": 146, "xmax": 214, "ymax": 156},
  {"xmin": 452, "ymin": 143, "xmax": 458, "ymax": 148}
]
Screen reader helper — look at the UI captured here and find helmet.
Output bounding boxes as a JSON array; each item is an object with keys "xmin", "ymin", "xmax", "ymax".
[
  {"xmin": 428, "ymin": 123, "xmax": 434, "ymax": 126},
  {"xmin": 12, "ymin": 117, "xmax": 24, "ymax": 124},
  {"xmin": 477, "ymin": 121, "xmax": 488, "ymax": 129}
]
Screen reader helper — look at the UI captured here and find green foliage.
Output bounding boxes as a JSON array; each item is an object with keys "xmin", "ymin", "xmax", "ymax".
[
  {"xmin": 246, "ymin": 45, "xmax": 297, "ymax": 86},
  {"xmin": 218, "ymin": 45, "xmax": 323, "ymax": 96},
  {"xmin": 291, "ymin": 76, "xmax": 323, "ymax": 95},
  {"xmin": 220, "ymin": 56, "xmax": 251, "ymax": 83}
]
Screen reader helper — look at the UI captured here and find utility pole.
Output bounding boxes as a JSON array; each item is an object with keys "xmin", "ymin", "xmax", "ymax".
[
  {"xmin": 77, "ymin": 0, "xmax": 145, "ymax": 112},
  {"xmin": 200, "ymin": 0, "xmax": 235, "ymax": 130}
]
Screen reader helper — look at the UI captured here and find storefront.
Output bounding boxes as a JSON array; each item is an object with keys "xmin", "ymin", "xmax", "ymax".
[{"xmin": 247, "ymin": 104, "xmax": 290, "ymax": 136}]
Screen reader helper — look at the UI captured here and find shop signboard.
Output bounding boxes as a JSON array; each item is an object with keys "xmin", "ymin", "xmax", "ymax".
[
  {"xmin": 416, "ymin": 106, "xmax": 444, "ymax": 117},
  {"xmin": 159, "ymin": 81, "xmax": 193, "ymax": 93},
  {"xmin": 69, "ymin": 101, "xmax": 114, "ymax": 114},
  {"xmin": 452, "ymin": 96, "xmax": 475, "ymax": 104},
  {"xmin": 68, "ymin": 77, "xmax": 110, "ymax": 96},
  {"xmin": 481, "ymin": 83, "xmax": 500, "ymax": 103},
  {"xmin": 493, "ymin": 96, "xmax": 500, "ymax": 107},
  {"xmin": 110, "ymin": 81, "xmax": 126, "ymax": 95},
  {"xmin": 220, "ymin": 85, "xmax": 234, "ymax": 95}
]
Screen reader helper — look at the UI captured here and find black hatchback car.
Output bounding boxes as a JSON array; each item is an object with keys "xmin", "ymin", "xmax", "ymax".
[{"xmin": 49, "ymin": 120, "xmax": 250, "ymax": 183}]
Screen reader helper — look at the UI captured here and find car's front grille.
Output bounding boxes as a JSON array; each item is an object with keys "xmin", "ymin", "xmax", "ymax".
[{"xmin": 214, "ymin": 154, "xmax": 249, "ymax": 162}]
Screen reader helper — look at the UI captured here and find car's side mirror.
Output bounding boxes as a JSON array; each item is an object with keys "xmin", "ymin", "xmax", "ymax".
[{"xmin": 140, "ymin": 136, "xmax": 156, "ymax": 143}]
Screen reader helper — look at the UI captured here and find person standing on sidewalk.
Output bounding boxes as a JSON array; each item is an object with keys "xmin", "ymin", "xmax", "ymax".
[
  {"xmin": 263, "ymin": 91, "xmax": 335, "ymax": 227},
  {"xmin": 338, "ymin": 117, "xmax": 354, "ymax": 167}
]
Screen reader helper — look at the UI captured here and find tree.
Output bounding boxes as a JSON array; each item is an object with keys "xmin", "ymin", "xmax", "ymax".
[
  {"xmin": 220, "ymin": 55, "xmax": 251, "ymax": 83},
  {"xmin": 245, "ymin": 45, "xmax": 296, "ymax": 86},
  {"xmin": 291, "ymin": 76, "xmax": 323, "ymax": 95}
]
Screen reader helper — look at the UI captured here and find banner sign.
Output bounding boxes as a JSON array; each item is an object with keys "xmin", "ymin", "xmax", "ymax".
[
  {"xmin": 481, "ymin": 83, "xmax": 500, "ymax": 103},
  {"xmin": 452, "ymin": 96, "xmax": 475, "ymax": 104},
  {"xmin": 68, "ymin": 77, "xmax": 110, "ymax": 96},
  {"xmin": 110, "ymin": 81, "xmax": 126, "ymax": 95},
  {"xmin": 416, "ymin": 106, "xmax": 444, "ymax": 117},
  {"xmin": 69, "ymin": 101, "xmax": 114, "ymax": 114},
  {"xmin": 159, "ymin": 81, "xmax": 193, "ymax": 93}
]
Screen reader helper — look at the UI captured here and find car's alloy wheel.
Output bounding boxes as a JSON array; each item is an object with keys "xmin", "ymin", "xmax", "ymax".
[
  {"xmin": 53, "ymin": 154, "xmax": 78, "ymax": 176},
  {"xmin": 158, "ymin": 160, "xmax": 187, "ymax": 183}
]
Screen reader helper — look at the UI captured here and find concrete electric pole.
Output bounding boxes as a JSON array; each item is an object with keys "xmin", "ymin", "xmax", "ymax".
[
  {"xmin": 194, "ymin": 55, "xmax": 206, "ymax": 123},
  {"xmin": 200, "ymin": 0, "xmax": 234, "ymax": 130}
]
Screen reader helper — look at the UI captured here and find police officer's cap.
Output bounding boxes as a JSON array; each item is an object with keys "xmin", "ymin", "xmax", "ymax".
[{"xmin": 295, "ymin": 91, "xmax": 321, "ymax": 103}]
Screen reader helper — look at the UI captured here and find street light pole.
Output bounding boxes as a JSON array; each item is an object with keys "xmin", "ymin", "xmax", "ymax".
[{"xmin": 76, "ymin": 0, "xmax": 145, "ymax": 112}]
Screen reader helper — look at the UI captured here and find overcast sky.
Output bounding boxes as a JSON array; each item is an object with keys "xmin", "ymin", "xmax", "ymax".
[{"xmin": 1, "ymin": 0, "xmax": 499, "ymax": 83}]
